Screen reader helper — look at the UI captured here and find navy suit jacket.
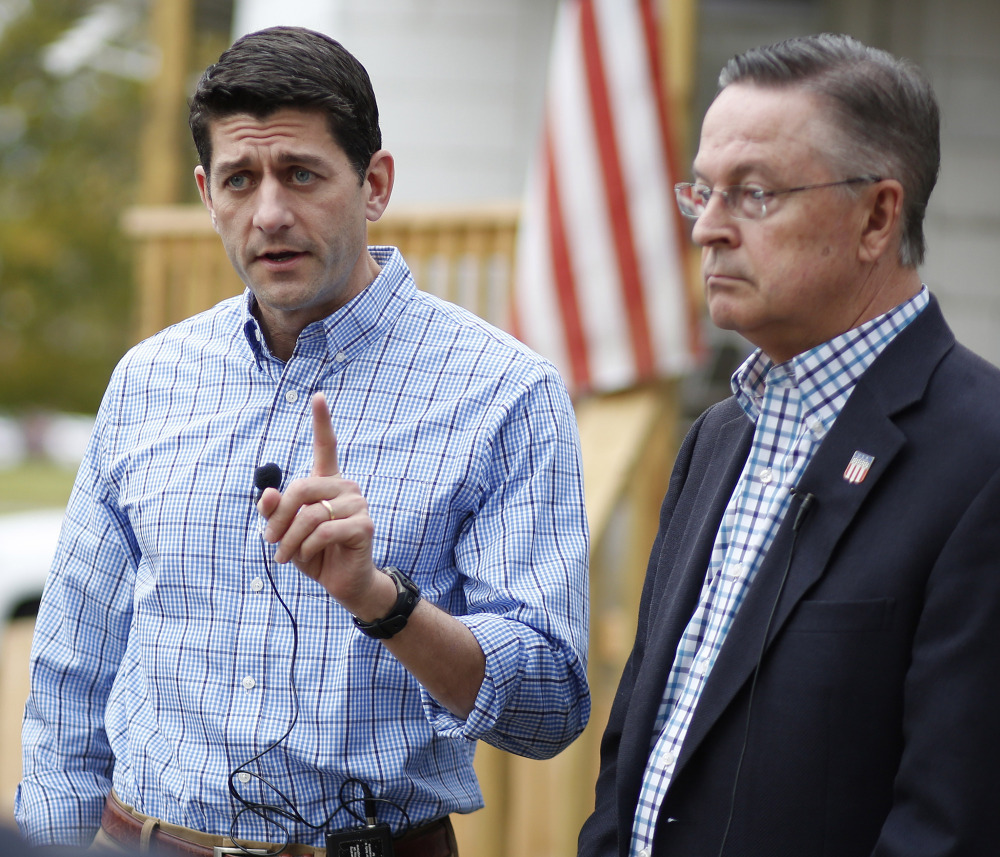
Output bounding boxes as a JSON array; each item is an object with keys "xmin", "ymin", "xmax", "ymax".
[{"xmin": 579, "ymin": 297, "xmax": 1000, "ymax": 857}]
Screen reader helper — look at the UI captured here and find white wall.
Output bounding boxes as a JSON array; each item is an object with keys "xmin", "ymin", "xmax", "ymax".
[
  {"xmin": 694, "ymin": 0, "xmax": 1000, "ymax": 369},
  {"xmin": 905, "ymin": 0, "xmax": 1000, "ymax": 367},
  {"xmin": 230, "ymin": 0, "xmax": 1000, "ymax": 368},
  {"xmin": 232, "ymin": 0, "xmax": 559, "ymax": 205}
]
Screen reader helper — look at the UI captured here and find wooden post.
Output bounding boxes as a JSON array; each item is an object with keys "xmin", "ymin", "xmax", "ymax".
[
  {"xmin": 137, "ymin": 0, "xmax": 194, "ymax": 205},
  {"xmin": 0, "ymin": 619, "xmax": 35, "ymax": 821},
  {"xmin": 661, "ymin": 0, "xmax": 699, "ymax": 160}
]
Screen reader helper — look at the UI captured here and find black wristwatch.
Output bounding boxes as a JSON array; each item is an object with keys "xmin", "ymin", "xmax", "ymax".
[{"xmin": 352, "ymin": 567, "xmax": 421, "ymax": 640}]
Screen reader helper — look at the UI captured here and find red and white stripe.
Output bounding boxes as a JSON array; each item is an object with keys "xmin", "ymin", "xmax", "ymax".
[
  {"xmin": 513, "ymin": 0, "xmax": 700, "ymax": 395},
  {"xmin": 843, "ymin": 451, "xmax": 874, "ymax": 484}
]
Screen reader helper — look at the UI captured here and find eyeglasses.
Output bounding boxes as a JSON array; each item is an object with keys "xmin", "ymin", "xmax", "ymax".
[{"xmin": 674, "ymin": 175, "xmax": 882, "ymax": 221}]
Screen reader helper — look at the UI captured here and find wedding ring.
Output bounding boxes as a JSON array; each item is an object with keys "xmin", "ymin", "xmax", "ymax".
[{"xmin": 320, "ymin": 499, "xmax": 336, "ymax": 520}]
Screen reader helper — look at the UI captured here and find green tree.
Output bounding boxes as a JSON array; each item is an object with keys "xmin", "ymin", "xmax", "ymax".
[{"xmin": 0, "ymin": 0, "xmax": 146, "ymax": 414}]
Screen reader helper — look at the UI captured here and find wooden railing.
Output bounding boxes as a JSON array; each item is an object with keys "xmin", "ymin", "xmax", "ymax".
[
  {"xmin": 0, "ymin": 204, "xmax": 680, "ymax": 854},
  {"xmin": 121, "ymin": 202, "xmax": 525, "ymax": 342}
]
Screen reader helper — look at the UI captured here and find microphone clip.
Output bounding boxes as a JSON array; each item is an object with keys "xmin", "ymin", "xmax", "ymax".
[{"xmin": 789, "ymin": 486, "xmax": 816, "ymax": 531}]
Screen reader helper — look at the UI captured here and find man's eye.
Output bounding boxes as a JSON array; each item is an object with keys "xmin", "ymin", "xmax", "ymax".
[
  {"xmin": 225, "ymin": 174, "xmax": 248, "ymax": 190},
  {"xmin": 292, "ymin": 169, "xmax": 314, "ymax": 183},
  {"xmin": 744, "ymin": 187, "xmax": 768, "ymax": 201}
]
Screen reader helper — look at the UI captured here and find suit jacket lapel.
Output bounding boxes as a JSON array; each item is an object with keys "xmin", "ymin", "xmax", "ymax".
[
  {"xmin": 672, "ymin": 297, "xmax": 955, "ymax": 776},
  {"xmin": 652, "ymin": 408, "xmax": 754, "ymax": 644},
  {"xmin": 616, "ymin": 404, "xmax": 753, "ymax": 799},
  {"xmin": 677, "ymin": 390, "xmax": 905, "ymax": 769}
]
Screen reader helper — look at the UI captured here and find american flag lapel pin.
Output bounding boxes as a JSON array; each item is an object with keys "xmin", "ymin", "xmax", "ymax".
[{"xmin": 843, "ymin": 451, "xmax": 875, "ymax": 484}]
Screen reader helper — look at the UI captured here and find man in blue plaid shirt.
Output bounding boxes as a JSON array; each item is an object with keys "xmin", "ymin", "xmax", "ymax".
[{"xmin": 17, "ymin": 27, "xmax": 589, "ymax": 857}]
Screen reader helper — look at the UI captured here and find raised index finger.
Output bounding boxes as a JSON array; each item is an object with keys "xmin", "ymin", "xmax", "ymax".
[{"xmin": 310, "ymin": 392, "xmax": 340, "ymax": 477}]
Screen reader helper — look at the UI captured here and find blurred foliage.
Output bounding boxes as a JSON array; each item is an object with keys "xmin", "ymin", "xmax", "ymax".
[
  {"xmin": 0, "ymin": 460, "xmax": 76, "ymax": 513},
  {"xmin": 0, "ymin": 0, "xmax": 147, "ymax": 414}
]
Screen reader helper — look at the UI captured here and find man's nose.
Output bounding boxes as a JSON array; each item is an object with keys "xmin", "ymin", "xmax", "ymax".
[
  {"xmin": 690, "ymin": 192, "xmax": 738, "ymax": 248},
  {"xmin": 252, "ymin": 179, "xmax": 295, "ymax": 233}
]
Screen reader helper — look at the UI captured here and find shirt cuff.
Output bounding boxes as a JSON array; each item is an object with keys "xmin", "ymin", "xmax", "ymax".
[{"xmin": 419, "ymin": 613, "xmax": 524, "ymax": 740}]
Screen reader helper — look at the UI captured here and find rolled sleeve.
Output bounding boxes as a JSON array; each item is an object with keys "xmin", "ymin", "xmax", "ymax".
[{"xmin": 419, "ymin": 368, "xmax": 591, "ymax": 758}]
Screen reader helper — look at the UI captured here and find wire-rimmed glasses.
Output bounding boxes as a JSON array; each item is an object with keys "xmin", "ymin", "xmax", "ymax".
[{"xmin": 674, "ymin": 175, "xmax": 882, "ymax": 221}]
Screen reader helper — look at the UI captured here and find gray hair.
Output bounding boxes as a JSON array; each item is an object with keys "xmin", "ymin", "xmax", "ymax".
[{"xmin": 718, "ymin": 33, "xmax": 939, "ymax": 267}]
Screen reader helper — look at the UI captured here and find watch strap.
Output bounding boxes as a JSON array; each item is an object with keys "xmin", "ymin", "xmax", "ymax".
[{"xmin": 352, "ymin": 567, "xmax": 421, "ymax": 639}]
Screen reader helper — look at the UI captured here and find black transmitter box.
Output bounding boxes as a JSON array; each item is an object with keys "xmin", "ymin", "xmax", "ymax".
[{"xmin": 326, "ymin": 822, "xmax": 395, "ymax": 857}]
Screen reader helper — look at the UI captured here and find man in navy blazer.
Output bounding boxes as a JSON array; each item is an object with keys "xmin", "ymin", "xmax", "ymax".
[{"xmin": 579, "ymin": 33, "xmax": 1000, "ymax": 857}]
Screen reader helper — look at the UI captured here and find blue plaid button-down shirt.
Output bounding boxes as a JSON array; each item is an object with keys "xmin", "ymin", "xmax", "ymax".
[
  {"xmin": 629, "ymin": 288, "xmax": 928, "ymax": 856},
  {"xmin": 18, "ymin": 247, "xmax": 590, "ymax": 847}
]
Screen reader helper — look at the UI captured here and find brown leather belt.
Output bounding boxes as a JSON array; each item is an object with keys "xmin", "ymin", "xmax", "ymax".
[{"xmin": 100, "ymin": 792, "xmax": 457, "ymax": 857}]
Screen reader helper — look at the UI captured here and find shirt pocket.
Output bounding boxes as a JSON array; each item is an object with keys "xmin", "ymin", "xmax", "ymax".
[{"xmin": 353, "ymin": 473, "xmax": 437, "ymax": 569}]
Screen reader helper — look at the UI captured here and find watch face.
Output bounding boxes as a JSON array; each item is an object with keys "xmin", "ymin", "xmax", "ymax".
[
  {"xmin": 353, "ymin": 567, "xmax": 421, "ymax": 639},
  {"xmin": 384, "ymin": 566, "xmax": 421, "ymax": 601}
]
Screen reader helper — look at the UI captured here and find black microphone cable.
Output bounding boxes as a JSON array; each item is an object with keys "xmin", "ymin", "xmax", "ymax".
[
  {"xmin": 714, "ymin": 488, "xmax": 815, "ymax": 857},
  {"xmin": 227, "ymin": 462, "xmax": 307, "ymax": 855},
  {"xmin": 230, "ymin": 465, "xmax": 414, "ymax": 855}
]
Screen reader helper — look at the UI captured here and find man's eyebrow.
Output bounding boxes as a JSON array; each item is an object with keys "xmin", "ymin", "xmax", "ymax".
[
  {"xmin": 273, "ymin": 152, "xmax": 331, "ymax": 171},
  {"xmin": 213, "ymin": 151, "xmax": 332, "ymax": 177},
  {"xmin": 213, "ymin": 155, "xmax": 252, "ymax": 177},
  {"xmin": 691, "ymin": 161, "xmax": 778, "ymax": 185}
]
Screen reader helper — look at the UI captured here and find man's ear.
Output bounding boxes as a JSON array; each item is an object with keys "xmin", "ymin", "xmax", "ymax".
[
  {"xmin": 195, "ymin": 165, "xmax": 218, "ymax": 231},
  {"xmin": 364, "ymin": 150, "xmax": 394, "ymax": 222},
  {"xmin": 859, "ymin": 179, "xmax": 905, "ymax": 264}
]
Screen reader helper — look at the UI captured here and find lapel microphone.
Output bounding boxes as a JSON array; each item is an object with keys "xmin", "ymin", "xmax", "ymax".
[
  {"xmin": 790, "ymin": 487, "xmax": 816, "ymax": 531},
  {"xmin": 254, "ymin": 463, "xmax": 283, "ymax": 501}
]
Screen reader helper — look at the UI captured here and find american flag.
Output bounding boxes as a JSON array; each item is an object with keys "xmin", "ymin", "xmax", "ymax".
[
  {"xmin": 843, "ymin": 451, "xmax": 875, "ymax": 484},
  {"xmin": 512, "ymin": 0, "xmax": 701, "ymax": 395}
]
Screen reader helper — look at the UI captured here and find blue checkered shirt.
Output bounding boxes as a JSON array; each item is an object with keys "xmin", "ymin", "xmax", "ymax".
[
  {"xmin": 18, "ymin": 247, "xmax": 590, "ymax": 847},
  {"xmin": 629, "ymin": 288, "xmax": 928, "ymax": 856}
]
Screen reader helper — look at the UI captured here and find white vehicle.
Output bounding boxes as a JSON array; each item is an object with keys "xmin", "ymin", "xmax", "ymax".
[{"xmin": 0, "ymin": 508, "xmax": 64, "ymax": 623}]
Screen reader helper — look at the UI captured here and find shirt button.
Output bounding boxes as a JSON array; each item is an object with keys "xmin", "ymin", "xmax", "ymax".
[
  {"xmin": 242, "ymin": 676, "xmax": 256, "ymax": 690},
  {"xmin": 693, "ymin": 657, "xmax": 710, "ymax": 677},
  {"xmin": 251, "ymin": 577, "xmax": 264, "ymax": 592},
  {"xmin": 660, "ymin": 750, "xmax": 676, "ymax": 769},
  {"xmin": 810, "ymin": 420, "xmax": 824, "ymax": 437},
  {"xmin": 759, "ymin": 467, "xmax": 773, "ymax": 483},
  {"xmin": 285, "ymin": 390, "xmax": 298, "ymax": 403},
  {"xmin": 237, "ymin": 772, "xmax": 251, "ymax": 783},
  {"xmin": 639, "ymin": 850, "xmax": 651, "ymax": 857},
  {"xmin": 334, "ymin": 351, "xmax": 347, "ymax": 363}
]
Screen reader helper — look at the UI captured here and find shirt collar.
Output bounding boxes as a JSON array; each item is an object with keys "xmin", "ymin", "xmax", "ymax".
[
  {"xmin": 732, "ymin": 286, "xmax": 930, "ymax": 429},
  {"xmin": 240, "ymin": 246, "xmax": 415, "ymax": 369}
]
